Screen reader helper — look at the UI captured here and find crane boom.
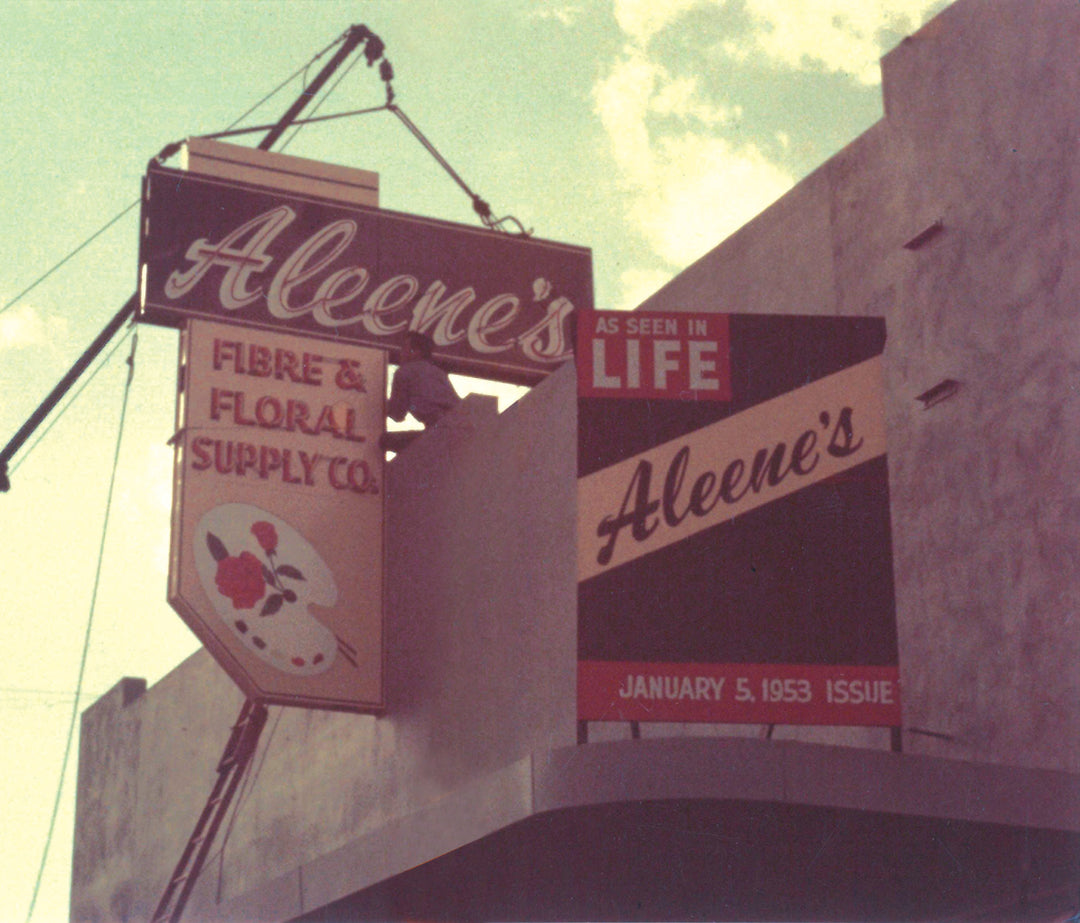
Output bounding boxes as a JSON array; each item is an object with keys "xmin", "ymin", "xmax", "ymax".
[{"xmin": 0, "ymin": 25, "xmax": 383, "ymax": 493}]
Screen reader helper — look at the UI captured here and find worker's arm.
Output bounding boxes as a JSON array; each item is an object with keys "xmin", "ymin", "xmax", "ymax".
[{"xmin": 387, "ymin": 367, "xmax": 409, "ymax": 422}]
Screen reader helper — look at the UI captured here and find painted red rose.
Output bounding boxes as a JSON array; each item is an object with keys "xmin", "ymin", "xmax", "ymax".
[
  {"xmin": 251, "ymin": 521, "xmax": 278, "ymax": 553},
  {"xmin": 214, "ymin": 552, "xmax": 266, "ymax": 609}
]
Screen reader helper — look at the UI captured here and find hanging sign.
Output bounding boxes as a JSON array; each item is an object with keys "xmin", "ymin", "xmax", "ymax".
[
  {"xmin": 169, "ymin": 318, "xmax": 386, "ymax": 712},
  {"xmin": 577, "ymin": 309, "xmax": 900, "ymax": 727},
  {"xmin": 139, "ymin": 164, "xmax": 592, "ymax": 385}
]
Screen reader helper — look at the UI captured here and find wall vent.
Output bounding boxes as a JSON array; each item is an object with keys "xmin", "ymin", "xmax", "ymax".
[
  {"xmin": 903, "ymin": 219, "xmax": 945, "ymax": 250},
  {"xmin": 916, "ymin": 378, "xmax": 960, "ymax": 409}
]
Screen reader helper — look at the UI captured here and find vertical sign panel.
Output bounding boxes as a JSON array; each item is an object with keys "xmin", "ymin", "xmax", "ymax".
[
  {"xmin": 577, "ymin": 309, "xmax": 900, "ymax": 727},
  {"xmin": 170, "ymin": 319, "xmax": 386, "ymax": 711}
]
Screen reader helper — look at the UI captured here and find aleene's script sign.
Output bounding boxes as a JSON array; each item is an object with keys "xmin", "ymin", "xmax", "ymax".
[
  {"xmin": 140, "ymin": 165, "xmax": 593, "ymax": 385},
  {"xmin": 169, "ymin": 319, "xmax": 386, "ymax": 712},
  {"xmin": 577, "ymin": 310, "xmax": 900, "ymax": 727},
  {"xmin": 578, "ymin": 357, "xmax": 886, "ymax": 579}
]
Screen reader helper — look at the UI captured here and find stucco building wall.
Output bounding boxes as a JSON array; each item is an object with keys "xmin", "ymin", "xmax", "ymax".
[{"xmin": 637, "ymin": 0, "xmax": 1080, "ymax": 772}]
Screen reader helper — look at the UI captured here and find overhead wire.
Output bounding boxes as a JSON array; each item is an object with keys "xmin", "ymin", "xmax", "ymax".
[
  {"xmin": 193, "ymin": 28, "xmax": 532, "ymax": 236},
  {"xmin": 0, "ymin": 201, "xmax": 138, "ymax": 319},
  {"xmin": 0, "ymin": 687, "xmax": 110, "ymax": 711},
  {"xmin": 11, "ymin": 28, "xmax": 376, "ymax": 923},
  {"xmin": 25, "ymin": 329, "xmax": 139, "ymax": 923},
  {"xmin": 221, "ymin": 29, "xmax": 350, "ymax": 134},
  {"xmin": 202, "ymin": 104, "xmax": 392, "ymax": 142},
  {"xmin": 14, "ymin": 26, "xmax": 531, "ymax": 918},
  {"xmin": 4, "ymin": 28, "xmax": 348, "ymax": 325},
  {"xmin": 8, "ymin": 324, "xmax": 136, "ymax": 477},
  {"xmin": 3, "ymin": 19, "xmax": 522, "ymax": 334},
  {"xmin": 280, "ymin": 44, "xmax": 365, "ymax": 153},
  {"xmin": 8, "ymin": 26, "xmax": 347, "ymax": 472},
  {"xmin": 15, "ymin": 44, "xmax": 336, "ymax": 904}
]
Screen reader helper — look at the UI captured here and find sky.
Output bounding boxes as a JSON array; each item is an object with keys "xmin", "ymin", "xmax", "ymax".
[{"xmin": 0, "ymin": 1, "xmax": 946, "ymax": 919}]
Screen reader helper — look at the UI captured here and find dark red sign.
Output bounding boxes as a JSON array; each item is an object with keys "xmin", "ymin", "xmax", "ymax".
[
  {"xmin": 140, "ymin": 165, "xmax": 593, "ymax": 385},
  {"xmin": 576, "ymin": 309, "xmax": 731, "ymax": 401},
  {"xmin": 577, "ymin": 311, "xmax": 899, "ymax": 727},
  {"xmin": 579, "ymin": 663, "xmax": 901, "ymax": 726}
]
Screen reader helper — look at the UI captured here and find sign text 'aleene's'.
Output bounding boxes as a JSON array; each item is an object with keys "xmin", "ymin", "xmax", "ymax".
[{"xmin": 140, "ymin": 165, "xmax": 593, "ymax": 385}]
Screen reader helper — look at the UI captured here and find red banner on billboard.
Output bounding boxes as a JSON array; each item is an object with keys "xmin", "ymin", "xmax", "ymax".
[
  {"xmin": 576, "ymin": 309, "xmax": 731, "ymax": 401},
  {"xmin": 579, "ymin": 662, "xmax": 901, "ymax": 726},
  {"xmin": 577, "ymin": 310, "xmax": 899, "ymax": 728},
  {"xmin": 139, "ymin": 164, "xmax": 593, "ymax": 385}
]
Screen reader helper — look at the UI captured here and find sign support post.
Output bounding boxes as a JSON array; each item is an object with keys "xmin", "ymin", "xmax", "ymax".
[
  {"xmin": 257, "ymin": 25, "xmax": 383, "ymax": 152},
  {"xmin": 151, "ymin": 699, "xmax": 268, "ymax": 923}
]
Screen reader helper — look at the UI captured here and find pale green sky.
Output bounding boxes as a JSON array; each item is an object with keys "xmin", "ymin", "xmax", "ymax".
[{"xmin": 0, "ymin": 1, "xmax": 945, "ymax": 919}]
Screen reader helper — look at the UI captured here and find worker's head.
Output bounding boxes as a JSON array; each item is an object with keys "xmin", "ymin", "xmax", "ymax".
[{"xmin": 403, "ymin": 331, "xmax": 436, "ymax": 361}]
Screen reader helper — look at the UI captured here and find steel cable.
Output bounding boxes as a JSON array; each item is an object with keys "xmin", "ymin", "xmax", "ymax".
[{"xmin": 24, "ymin": 330, "xmax": 138, "ymax": 923}]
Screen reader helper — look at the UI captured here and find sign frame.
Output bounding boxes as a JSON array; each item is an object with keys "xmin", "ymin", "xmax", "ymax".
[
  {"xmin": 140, "ymin": 164, "xmax": 593, "ymax": 386},
  {"xmin": 576, "ymin": 308, "xmax": 900, "ymax": 728},
  {"xmin": 169, "ymin": 318, "xmax": 388, "ymax": 713}
]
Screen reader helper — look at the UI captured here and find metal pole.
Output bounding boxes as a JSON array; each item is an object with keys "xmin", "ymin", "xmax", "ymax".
[
  {"xmin": 152, "ymin": 700, "xmax": 269, "ymax": 923},
  {"xmin": 258, "ymin": 24, "xmax": 374, "ymax": 152}
]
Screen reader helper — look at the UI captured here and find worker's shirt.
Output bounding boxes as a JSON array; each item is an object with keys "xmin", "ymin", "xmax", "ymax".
[{"xmin": 387, "ymin": 358, "xmax": 460, "ymax": 427}]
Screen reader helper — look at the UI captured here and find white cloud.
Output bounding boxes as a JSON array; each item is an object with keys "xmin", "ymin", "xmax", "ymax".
[
  {"xmin": 593, "ymin": 47, "xmax": 658, "ymax": 186},
  {"xmin": 528, "ymin": 4, "xmax": 585, "ymax": 27},
  {"xmin": 0, "ymin": 303, "xmax": 68, "ymax": 350},
  {"xmin": 739, "ymin": 0, "xmax": 943, "ymax": 84},
  {"xmin": 629, "ymin": 134, "xmax": 792, "ymax": 266},
  {"xmin": 593, "ymin": 46, "xmax": 743, "ymax": 182},
  {"xmin": 596, "ymin": 0, "xmax": 944, "ymax": 301},
  {"xmin": 594, "ymin": 44, "xmax": 792, "ymax": 269},
  {"xmin": 616, "ymin": 0, "xmax": 942, "ymax": 84},
  {"xmin": 652, "ymin": 75, "xmax": 742, "ymax": 128},
  {"xmin": 612, "ymin": 0, "xmax": 704, "ymax": 45}
]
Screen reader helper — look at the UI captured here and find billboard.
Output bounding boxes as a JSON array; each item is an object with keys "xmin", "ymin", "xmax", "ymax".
[
  {"xmin": 139, "ymin": 164, "xmax": 593, "ymax": 385},
  {"xmin": 169, "ymin": 318, "xmax": 386, "ymax": 711},
  {"xmin": 577, "ymin": 309, "xmax": 900, "ymax": 727}
]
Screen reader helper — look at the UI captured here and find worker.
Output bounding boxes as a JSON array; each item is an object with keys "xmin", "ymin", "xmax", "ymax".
[{"xmin": 380, "ymin": 331, "xmax": 461, "ymax": 453}]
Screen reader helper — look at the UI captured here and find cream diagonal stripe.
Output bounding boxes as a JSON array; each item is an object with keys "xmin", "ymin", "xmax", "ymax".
[{"xmin": 578, "ymin": 356, "xmax": 887, "ymax": 581}]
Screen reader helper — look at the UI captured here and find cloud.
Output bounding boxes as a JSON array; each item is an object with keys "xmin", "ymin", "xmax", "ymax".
[
  {"xmin": 593, "ymin": 47, "xmax": 745, "ymax": 183},
  {"xmin": 740, "ymin": 0, "xmax": 945, "ymax": 84},
  {"xmin": 528, "ymin": 4, "xmax": 585, "ymax": 27},
  {"xmin": 616, "ymin": 0, "xmax": 943, "ymax": 83},
  {"xmin": 594, "ymin": 44, "xmax": 791, "ymax": 269},
  {"xmin": 0, "ymin": 303, "xmax": 68, "ymax": 350},
  {"xmin": 593, "ymin": 47, "xmax": 658, "ymax": 187},
  {"xmin": 628, "ymin": 134, "xmax": 792, "ymax": 266},
  {"xmin": 612, "ymin": 0, "xmax": 703, "ymax": 45},
  {"xmin": 594, "ymin": 0, "xmax": 946, "ymax": 296},
  {"xmin": 652, "ymin": 74, "xmax": 742, "ymax": 128}
]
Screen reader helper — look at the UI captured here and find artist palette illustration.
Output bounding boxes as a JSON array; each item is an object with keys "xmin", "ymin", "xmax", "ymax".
[{"xmin": 194, "ymin": 503, "xmax": 339, "ymax": 676}]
